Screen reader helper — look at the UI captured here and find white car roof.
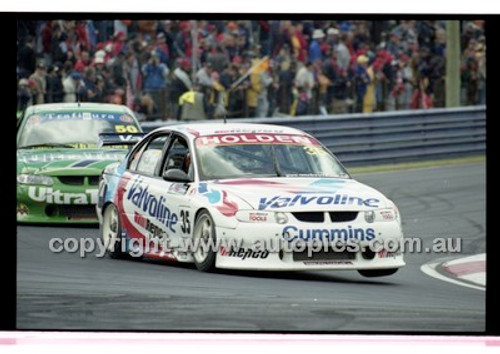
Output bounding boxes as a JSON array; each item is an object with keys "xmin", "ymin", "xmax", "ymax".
[{"xmin": 153, "ymin": 123, "xmax": 308, "ymax": 139}]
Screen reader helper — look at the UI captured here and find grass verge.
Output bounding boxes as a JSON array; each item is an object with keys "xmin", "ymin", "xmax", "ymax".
[{"xmin": 349, "ymin": 155, "xmax": 485, "ymax": 175}]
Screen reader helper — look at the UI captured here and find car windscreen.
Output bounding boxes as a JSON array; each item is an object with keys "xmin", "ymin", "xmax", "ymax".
[
  {"xmin": 17, "ymin": 111, "xmax": 141, "ymax": 148},
  {"xmin": 195, "ymin": 133, "xmax": 349, "ymax": 180}
]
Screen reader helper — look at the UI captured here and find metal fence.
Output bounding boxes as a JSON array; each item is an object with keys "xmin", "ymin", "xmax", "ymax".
[{"xmin": 141, "ymin": 105, "xmax": 486, "ymax": 167}]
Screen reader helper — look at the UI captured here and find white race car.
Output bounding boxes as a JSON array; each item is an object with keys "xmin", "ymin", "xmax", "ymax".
[{"xmin": 97, "ymin": 123, "xmax": 405, "ymax": 277}]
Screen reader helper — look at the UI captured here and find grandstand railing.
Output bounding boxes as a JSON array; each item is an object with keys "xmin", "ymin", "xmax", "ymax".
[{"xmin": 140, "ymin": 105, "xmax": 486, "ymax": 167}]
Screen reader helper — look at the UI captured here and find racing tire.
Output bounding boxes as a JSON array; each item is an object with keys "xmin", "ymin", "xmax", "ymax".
[
  {"xmin": 102, "ymin": 203, "xmax": 127, "ymax": 259},
  {"xmin": 192, "ymin": 210, "xmax": 217, "ymax": 272},
  {"xmin": 358, "ymin": 268, "xmax": 399, "ymax": 277}
]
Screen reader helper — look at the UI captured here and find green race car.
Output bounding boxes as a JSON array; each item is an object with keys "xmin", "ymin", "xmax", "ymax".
[{"xmin": 17, "ymin": 102, "xmax": 143, "ymax": 224}]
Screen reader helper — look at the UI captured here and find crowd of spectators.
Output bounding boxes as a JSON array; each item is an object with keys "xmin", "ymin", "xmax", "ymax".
[{"xmin": 17, "ymin": 19, "xmax": 486, "ymax": 121}]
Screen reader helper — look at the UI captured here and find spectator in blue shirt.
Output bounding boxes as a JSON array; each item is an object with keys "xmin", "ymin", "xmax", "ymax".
[
  {"xmin": 309, "ymin": 29, "xmax": 325, "ymax": 63},
  {"xmin": 142, "ymin": 52, "xmax": 170, "ymax": 119}
]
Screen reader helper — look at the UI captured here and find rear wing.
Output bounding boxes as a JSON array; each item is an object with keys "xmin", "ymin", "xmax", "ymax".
[{"xmin": 97, "ymin": 133, "xmax": 145, "ymax": 149}]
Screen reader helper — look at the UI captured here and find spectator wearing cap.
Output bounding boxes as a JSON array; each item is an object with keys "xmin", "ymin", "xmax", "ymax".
[
  {"xmin": 142, "ymin": 52, "xmax": 170, "ymax": 119},
  {"xmin": 93, "ymin": 49, "xmax": 108, "ymax": 65},
  {"xmin": 28, "ymin": 61, "xmax": 47, "ymax": 104},
  {"xmin": 309, "ymin": 29, "xmax": 325, "ymax": 63},
  {"xmin": 45, "ymin": 63, "xmax": 63, "ymax": 103},
  {"xmin": 354, "ymin": 54, "xmax": 370, "ymax": 113},
  {"xmin": 170, "ymin": 58, "xmax": 193, "ymax": 120},
  {"xmin": 93, "ymin": 54, "xmax": 106, "ymax": 71},
  {"xmin": 325, "ymin": 27, "xmax": 340, "ymax": 52},
  {"xmin": 62, "ymin": 71, "xmax": 82, "ymax": 103}
]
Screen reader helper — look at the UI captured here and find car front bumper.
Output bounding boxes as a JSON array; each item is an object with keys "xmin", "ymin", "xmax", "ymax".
[
  {"xmin": 215, "ymin": 221, "xmax": 406, "ymax": 271},
  {"xmin": 17, "ymin": 184, "xmax": 99, "ymax": 224}
]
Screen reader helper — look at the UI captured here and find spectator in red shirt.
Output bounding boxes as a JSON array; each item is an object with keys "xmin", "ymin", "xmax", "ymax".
[
  {"xmin": 74, "ymin": 50, "xmax": 90, "ymax": 73},
  {"xmin": 291, "ymin": 23, "xmax": 308, "ymax": 63}
]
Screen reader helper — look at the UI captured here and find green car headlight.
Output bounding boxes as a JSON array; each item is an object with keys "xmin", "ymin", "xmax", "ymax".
[{"xmin": 17, "ymin": 174, "xmax": 54, "ymax": 186}]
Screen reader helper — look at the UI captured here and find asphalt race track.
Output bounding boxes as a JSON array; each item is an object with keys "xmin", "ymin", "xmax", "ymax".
[{"xmin": 17, "ymin": 162, "xmax": 486, "ymax": 331}]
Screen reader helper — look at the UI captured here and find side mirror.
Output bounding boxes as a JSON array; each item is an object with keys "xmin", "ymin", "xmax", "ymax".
[{"xmin": 162, "ymin": 168, "xmax": 192, "ymax": 183}]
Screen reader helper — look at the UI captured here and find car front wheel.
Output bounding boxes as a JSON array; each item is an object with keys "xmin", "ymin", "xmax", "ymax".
[{"xmin": 192, "ymin": 210, "xmax": 217, "ymax": 272}]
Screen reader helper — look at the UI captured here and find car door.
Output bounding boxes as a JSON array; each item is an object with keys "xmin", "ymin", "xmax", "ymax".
[
  {"xmin": 119, "ymin": 132, "xmax": 175, "ymax": 256},
  {"xmin": 154, "ymin": 133, "xmax": 195, "ymax": 252}
]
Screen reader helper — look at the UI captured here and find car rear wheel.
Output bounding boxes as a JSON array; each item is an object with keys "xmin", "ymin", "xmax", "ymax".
[
  {"xmin": 358, "ymin": 268, "xmax": 399, "ymax": 277},
  {"xmin": 102, "ymin": 204, "xmax": 126, "ymax": 259},
  {"xmin": 192, "ymin": 211, "xmax": 217, "ymax": 272}
]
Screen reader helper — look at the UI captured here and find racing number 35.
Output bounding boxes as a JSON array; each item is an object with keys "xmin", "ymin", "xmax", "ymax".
[
  {"xmin": 180, "ymin": 210, "xmax": 191, "ymax": 234},
  {"xmin": 115, "ymin": 125, "xmax": 139, "ymax": 133}
]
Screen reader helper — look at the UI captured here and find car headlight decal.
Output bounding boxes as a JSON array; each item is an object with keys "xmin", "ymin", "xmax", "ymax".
[
  {"xmin": 17, "ymin": 174, "xmax": 54, "ymax": 186},
  {"xmin": 274, "ymin": 212, "xmax": 288, "ymax": 224},
  {"xmin": 235, "ymin": 210, "xmax": 289, "ymax": 224},
  {"xmin": 364, "ymin": 210, "xmax": 375, "ymax": 223}
]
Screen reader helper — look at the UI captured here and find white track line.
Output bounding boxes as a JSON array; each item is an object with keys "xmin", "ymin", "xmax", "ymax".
[{"xmin": 420, "ymin": 259, "xmax": 485, "ymax": 292}]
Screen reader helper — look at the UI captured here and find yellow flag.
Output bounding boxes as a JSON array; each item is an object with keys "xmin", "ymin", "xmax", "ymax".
[
  {"xmin": 251, "ymin": 57, "xmax": 269, "ymax": 74},
  {"xmin": 179, "ymin": 91, "xmax": 196, "ymax": 105}
]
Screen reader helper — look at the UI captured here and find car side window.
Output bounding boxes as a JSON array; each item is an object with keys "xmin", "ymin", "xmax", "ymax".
[
  {"xmin": 128, "ymin": 142, "xmax": 147, "ymax": 171},
  {"xmin": 162, "ymin": 136, "xmax": 192, "ymax": 177},
  {"xmin": 134, "ymin": 135, "xmax": 169, "ymax": 175}
]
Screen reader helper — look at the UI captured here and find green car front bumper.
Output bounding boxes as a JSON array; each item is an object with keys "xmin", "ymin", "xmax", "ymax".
[{"xmin": 17, "ymin": 183, "xmax": 99, "ymax": 224}]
